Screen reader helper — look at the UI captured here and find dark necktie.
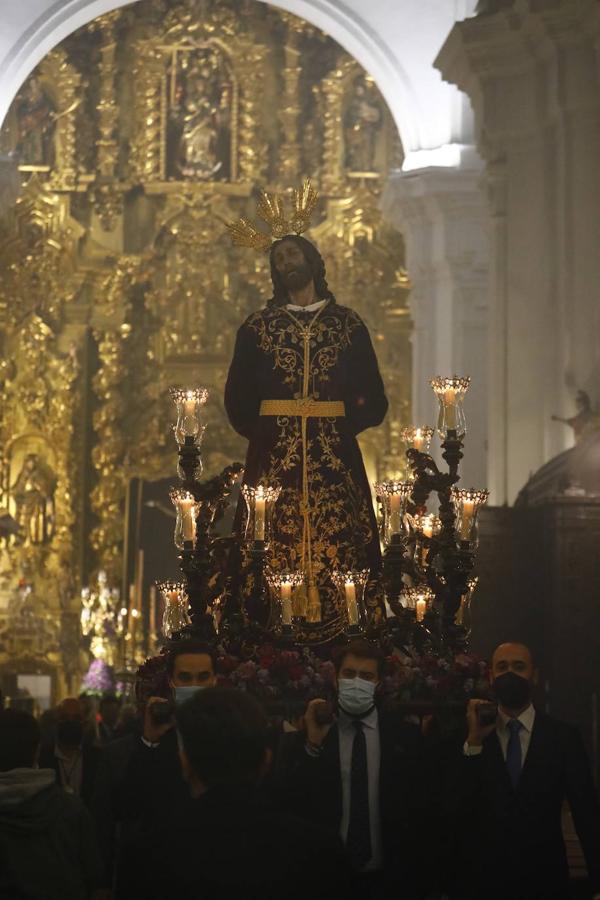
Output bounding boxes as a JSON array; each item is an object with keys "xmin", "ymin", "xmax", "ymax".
[
  {"xmin": 346, "ymin": 720, "xmax": 372, "ymax": 869},
  {"xmin": 506, "ymin": 718, "xmax": 523, "ymax": 788}
]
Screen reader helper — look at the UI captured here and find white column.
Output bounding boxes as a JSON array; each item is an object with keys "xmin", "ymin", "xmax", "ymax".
[
  {"xmin": 382, "ymin": 160, "xmax": 490, "ymax": 488},
  {"xmin": 437, "ymin": 0, "xmax": 600, "ymax": 503}
]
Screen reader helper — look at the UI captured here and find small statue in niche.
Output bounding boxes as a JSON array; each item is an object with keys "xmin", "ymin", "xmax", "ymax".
[
  {"xmin": 168, "ymin": 50, "xmax": 230, "ymax": 181},
  {"xmin": 14, "ymin": 75, "xmax": 57, "ymax": 167},
  {"xmin": 11, "ymin": 453, "xmax": 56, "ymax": 545},
  {"xmin": 344, "ymin": 75, "xmax": 382, "ymax": 172},
  {"xmin": 551, "ymin": 390, "xmax": 600, "ymax": 443}
]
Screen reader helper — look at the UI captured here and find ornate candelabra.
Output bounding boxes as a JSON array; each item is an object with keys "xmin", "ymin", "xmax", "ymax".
[
  {"xmin": 153, "ymin": 375, "xmax": 487, "ymax": 655},
  {"xmin": 377, "ymin": 375, "xmax": 488, "ymax": 651},
  {"xmin": 159, "ymin": 386, "xmax": 244, "ymax": 642},
  {"xmin": 80, "ymin": 570, "xmax": 127, "ymax": 666}
]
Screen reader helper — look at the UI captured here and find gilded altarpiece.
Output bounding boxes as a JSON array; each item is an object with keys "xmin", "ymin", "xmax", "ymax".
[{"xmin": 0, "ymin": 0, "xmax": 411, "ymax": 699}]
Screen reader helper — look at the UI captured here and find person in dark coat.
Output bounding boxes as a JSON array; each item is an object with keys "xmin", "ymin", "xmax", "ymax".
[
  {"xmin": 124, "ymin": 687, "xmax": 351, "ymax": 900},
  {"xmin": 0, "ymin": 708, "xmax": 106, "ymax": 900},
  {"xmin": 275, "ymin": 639, "xmax": 431, "ymax": 899},
  {"xmin": 443, "ymin": 641, "xmax": 600, "ymax": 900},
  {"xmin": 91, "ymin": 639, "xmax": 217, "ymax": 895},
  {"xmin": 38, "ymin": 697, "xmax": 102, "ymax": 807}
]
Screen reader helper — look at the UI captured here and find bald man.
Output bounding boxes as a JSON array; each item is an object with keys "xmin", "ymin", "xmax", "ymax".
[{"xmin": 443, "ymin": 642, "xmax": 600, "ymax": 900}]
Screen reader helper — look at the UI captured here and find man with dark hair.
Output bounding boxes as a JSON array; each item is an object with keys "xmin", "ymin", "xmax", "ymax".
[
  {"xmin": 278, "ymin": 639, "xmax": 429, "ymax": 898},
  {"xmin": 0, "ymin": 708, "xmax": 106, "ymax": 900},
  {"xmin": 225, "ymin": 232, "xmax": 387, "ymax": 626},
  {"xmin": 444, "ymin": 641, "xmax": 600, "ymax": 900},
  {"xmin": 39, "ymin": 697, "xmax": 102, "ymax": 806},
  {"xmin": 129, "ymin": 688, "xmax": 350, "ymax": 900},
  {"xmin": 92, "ymin": 639, "xmax": 217, "ymax": 896},
  {"xmin": 98, "ymin": 693, "xmax": 121, "ymax": 745}
]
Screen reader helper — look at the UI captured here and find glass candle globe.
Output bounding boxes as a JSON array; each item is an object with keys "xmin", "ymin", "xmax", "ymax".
[
  {"xmin": 169, "ymin": 489, "xmax": 200, "ymax": 549},
  {"xmin": 266, "ymin": 571, "xmax": 303, "ymax": 627},
  {"xmin": 156, "ymin": 581, "xmax": 191, "ymax": 638},
  {"xmin": 451, "ymin": 488, "xmax": 489, "ymax": 544},
  {"xmin": 241, "ymin": 483, "xmax": 281, "ymax": 546},
  {"xmin": 332, "ymin": 569, "xmax": 369, "ymax": 631},
  {"xmin": 170, "ymin": 387, "xmax": 208, "ymax": 447},
  {"xmin": 401, "ymin": 425, "xmax": 435, "ymax": 453},
  {"xmin": 402, "ymin": 585, "xmax": 435, "ymax": 622},
  {"xmin": 374, "ymin": 480, "xmax": 413, "ymax": 546},
  {"xmin": 430, "ymin": 376, "xmax": 470, "ymax": 439}
]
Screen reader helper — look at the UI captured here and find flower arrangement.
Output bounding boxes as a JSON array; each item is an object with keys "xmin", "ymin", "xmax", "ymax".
[
  {"xmin": 381, "ymin": 649, "xmax": 490, "ymax": 705},
  {"xmin": 81, "ymin": 658, "xmax": 119, "ymax": 696},
  {"xmin": 216, "ymin": 644, "xmax": 337, "ymax": 703},
  {"xmin": 216, "ymin": 644, "xmax": 489, "ymax": 708}
]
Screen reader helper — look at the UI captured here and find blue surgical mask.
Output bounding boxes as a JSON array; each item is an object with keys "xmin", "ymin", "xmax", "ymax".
[
  {"xmin": 173, "ymin": 685, "xmax": 206, "ymax": 706},
  {"xmin": 337, "ymin": 677, "xmax": 377, "ymax": 717}
]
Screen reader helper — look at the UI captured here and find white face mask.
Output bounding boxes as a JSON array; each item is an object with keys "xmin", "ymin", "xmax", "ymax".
[
  {"xmin": 337, "ymin": 677, "xmax": 377, "ymax": 717},
  {"xmin": 173, "ymin": 685, "xmax": 206, "ymax": 706}
]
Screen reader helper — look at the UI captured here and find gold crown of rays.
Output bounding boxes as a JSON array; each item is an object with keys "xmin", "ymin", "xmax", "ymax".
[{"xmin": 226, "ymin": 179, "xmax": 318, "ymax": 252}]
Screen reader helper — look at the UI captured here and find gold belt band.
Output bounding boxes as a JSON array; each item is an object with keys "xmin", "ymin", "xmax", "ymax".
[{"xmin": 259, "ymin": 399, "xmax": 345, "ymax": 418}]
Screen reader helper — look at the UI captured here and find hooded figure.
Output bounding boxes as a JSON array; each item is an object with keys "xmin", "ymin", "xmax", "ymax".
[{"xmin": 0, "ymin": 709, "xmax": 105, "ymax": 900}]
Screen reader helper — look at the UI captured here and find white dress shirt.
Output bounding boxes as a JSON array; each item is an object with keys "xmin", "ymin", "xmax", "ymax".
[
  {"xmin": 286, "ymin": 298, "xmax": 327, "ymax": 313},
  {"xmin": 338, "ymin": 707, "xmax": 383, "ymax": 871},
  {"xmin": 464, "ymin": 703, "xmax": 536, "ymax": 760}
]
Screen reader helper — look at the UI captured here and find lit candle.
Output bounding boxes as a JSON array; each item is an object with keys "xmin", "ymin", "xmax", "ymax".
[
  {"xmin": 149, "ymin": 585, "xmax": 157, "ymax": 637},
  {"xmin": 460, "ymin": 499, "xmax": 475, "ymax": 540},
  {"xmin": 130, "ymin": 606, "xmax": 140, "ymax": 646},
  {"xmin": 416, "ymin": 598, "xmax": 427, "ymax": 622},
  {"xmin": 413, "ymin": 427, "xmax": 424, "ymax": 451},
  {"xmin": 421, "ymin": 515, "xmax": 434, "ymax": 540},
  {"xmin": 389, "ymin": 493, "xmax": 403, "ymax": 535},
  {"xmin": 280, "ymin": 581, "xmax": 293, "ymax": 626},
  {"xmin": 444, "ymin": 388, "xmax": 457, "ymax": 429},
  {"xmin": 180, "ymin": 496, "xmax": 196, "ymax": 542},
  {"xmin": 255, "ymin": 488, "xmax": 266, "ymax": 541},
  {"xmin": 183, "ymin": 391, "xmax": 196, "ymax": 419},
  {"xmin": 345, "ymin": 580, "xmax": 359, "ymax": 626}
]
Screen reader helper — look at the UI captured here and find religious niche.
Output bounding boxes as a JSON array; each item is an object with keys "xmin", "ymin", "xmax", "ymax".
[
  {"xmin": 165, "ymin": 45, "xmax": 234, "ymax": 181},
  {"xmin": 343, "ymin": 74, "xmax": 384, "ymax": 175},
  {"xmin": 12, "ymin": 75, "xmax": 57, "ymax": 170},
  {"xmin": 8, "ymin": 445, "xmax": 57, "ymax": 547}
]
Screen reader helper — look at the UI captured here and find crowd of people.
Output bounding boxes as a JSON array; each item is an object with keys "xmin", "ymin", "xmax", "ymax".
[{"xmin": 1, "ymin": 639, "xmax": 599, "ymax": 900}]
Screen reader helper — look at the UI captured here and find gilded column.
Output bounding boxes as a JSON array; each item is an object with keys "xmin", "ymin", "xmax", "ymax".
[
  {"xmin": 277, "ymin": 13, "xmax": 303, "ymax": 182},
  {"xmin": 320, "ymin": 61, "xmax": 349, "ymax": 195},
  {"xmin": 237, "ymin": 40, "xmax": 269, "ymax": 183},
  {"xmin": 89, "ymin": 268, "xmax": 134, "ymax": 579}
]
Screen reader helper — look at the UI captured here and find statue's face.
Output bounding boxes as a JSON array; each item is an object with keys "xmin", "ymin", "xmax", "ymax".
[{"xmin": 273, "ymin": 240, "xmax": 313, "ymax": 293}]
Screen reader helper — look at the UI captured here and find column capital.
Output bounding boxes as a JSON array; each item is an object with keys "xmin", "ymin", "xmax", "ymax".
[{"xmin": 436, "ymin": 0, "xmax": 600, "ymax": 157}]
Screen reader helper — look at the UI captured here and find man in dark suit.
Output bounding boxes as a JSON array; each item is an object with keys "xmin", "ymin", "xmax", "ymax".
[
  {"xmin": 444, "ymin": 641, "xmax": 600, "ymax": 900},
  {"xmin": 39, "ymin": 697, "xmax": 102, "ymax": 808},
  {"xmin": 278, "ymin": 639, "xmax": 429, "ymax": 899},
  {"xmin": 91, "ymin": 638, "xmax": 217, "ymax": 896},
  {"xmin": 121, "ymin": 688, "xmax": 350, "ymax": 900}
]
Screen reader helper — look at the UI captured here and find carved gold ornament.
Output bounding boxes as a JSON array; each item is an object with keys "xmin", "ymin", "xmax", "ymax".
[{"xmin": 226, "ymin": 178, "xmax": 319, "ymax": 251}]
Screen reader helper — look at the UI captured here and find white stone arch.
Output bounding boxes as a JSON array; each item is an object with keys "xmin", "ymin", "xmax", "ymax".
[{"xmin": 0, "ymin": 0, "xmax": 477, "ymax": 157}]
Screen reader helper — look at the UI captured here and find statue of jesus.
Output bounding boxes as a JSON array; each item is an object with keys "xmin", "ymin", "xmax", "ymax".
[{"xmin": 225, "ymin": 186, "xmax": 387, "ymax": 633}]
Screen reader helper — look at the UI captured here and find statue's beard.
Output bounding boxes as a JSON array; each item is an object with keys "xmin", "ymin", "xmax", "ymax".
[{"xmin": 281, "ymin": 262, "xmax": 313, "ymax": 293}]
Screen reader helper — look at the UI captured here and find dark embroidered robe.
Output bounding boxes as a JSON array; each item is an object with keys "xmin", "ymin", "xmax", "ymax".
[{"xmin": 225, "ymin": 299, "xmax": 388, "ymax": 634}]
